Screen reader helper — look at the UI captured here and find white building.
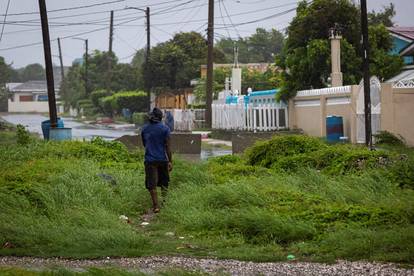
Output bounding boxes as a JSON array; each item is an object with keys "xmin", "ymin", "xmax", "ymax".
[{"xmin": 7, "ymin": 81, "xmax": 63, "ymax": 113}]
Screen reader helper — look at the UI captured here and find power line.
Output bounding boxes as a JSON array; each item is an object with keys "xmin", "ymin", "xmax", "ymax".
[
  {"xmin": 221, "ymin": 0, "xmax": 242, "ymax": 38},
  {"xmin": 0, "ymin": 0, "xmax": 11, "ymax": 43},
  {"xmin": 218, "ymin": 0, "xmax": 232, "ymax": 38},
  {"xmin": 0, "ymin": 16, "xmax": 142, "ymax": 52},
  {"xmin": 215, "ymin": 6, "xmax": 297, "ymax": 28},
  {"xmin": 1, "ymin": 0, "xmax": 127, "ymax": 17}
]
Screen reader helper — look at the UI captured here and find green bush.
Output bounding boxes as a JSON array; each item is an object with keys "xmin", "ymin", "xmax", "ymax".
[
  {"xmin": 374, "ymin": 131, "xmax": 405, "ymax": 145},
  {"xmin": 100, "ymin": 91, "xmax": 147, "ymax": 117},
  {"xmin": 16, "ymin": 124, "xmax": 30, "ymax": 146},
  {"xmin": 387, "ymin": 158, "xmax": 414, "ymax": 189},
  {"xmin": 244, "ymin": 135, "xmax": 391, "ymax": 175},
  {"xmin": 90, "ymin": 89, "xmax": 111, "ymax": 108},
  {"xmin": 132, "ymin": 112, "xmax": 147, "ymax": 126},
  {"xmin": 245, "ymin": 135, "xmax": 326, "ymax": 168},
  {"xmin": 76, "ymin": 99, "xmax": 93, "ymax": 109}
]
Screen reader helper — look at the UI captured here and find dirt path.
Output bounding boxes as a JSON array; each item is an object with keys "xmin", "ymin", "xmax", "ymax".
[{"xmin": 1, "ymin": 256, "xmax": 413, "ymax": 275}]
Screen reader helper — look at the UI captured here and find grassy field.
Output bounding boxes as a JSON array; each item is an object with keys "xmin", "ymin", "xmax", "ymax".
[{"xmin": 0, "ymin": 123, "xmax": 413, "ymax": 264}]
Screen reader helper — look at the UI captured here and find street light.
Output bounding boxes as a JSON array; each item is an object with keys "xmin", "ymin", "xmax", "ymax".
[
  {"xmin": 72, "ymin": 37, "xmax": 89, "ymax": 96},
  {"xmin": 126, "ymin": 6, "xmax": 151, "ymax": 111}
]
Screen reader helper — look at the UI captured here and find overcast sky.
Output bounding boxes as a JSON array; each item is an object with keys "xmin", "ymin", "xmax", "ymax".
[{"xmin": 0, "ymin": 0, "xmax": 413, "ymax": 68}]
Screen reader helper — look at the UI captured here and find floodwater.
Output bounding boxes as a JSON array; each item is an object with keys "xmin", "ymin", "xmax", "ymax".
[
  {"xmin": 1, "ymin": 114, "xmax": 136, "ymax": 140},
  {"xmin": 1, "ymin": 113, "xmax": 232, "ymax": 160}
]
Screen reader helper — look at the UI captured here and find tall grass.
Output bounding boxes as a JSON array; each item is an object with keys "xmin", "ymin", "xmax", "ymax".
[{"xmin": 0, "ymin": 132, "xmax": 413, "ymax": 262}]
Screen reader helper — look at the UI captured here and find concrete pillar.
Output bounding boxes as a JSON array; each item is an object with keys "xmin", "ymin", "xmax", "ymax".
[
  {"xmin": 288, "ymin": 99, "xmax": 296, "ymax": 129},
  {"xmin": 231, "ymin": 68, "xmax": 242, "ymax": 94},
  {"xmin": 350, "ymin": 85, "xmax": 359, "ymax": 143},
  {"xmin": 320, "ymin": 95, "xmax": 327, "ymax": 136},
  {"xmin": 330, "ymin": 33, "xmax": 343, "ymax": 87}
]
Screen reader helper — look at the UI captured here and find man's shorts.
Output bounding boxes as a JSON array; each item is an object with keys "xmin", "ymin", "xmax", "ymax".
[{"xmin": 144, "ymin": 161, "xmax": 170, "ymax": 190}]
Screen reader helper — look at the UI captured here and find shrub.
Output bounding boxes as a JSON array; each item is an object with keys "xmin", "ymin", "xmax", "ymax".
[
  {"xmin": 16, "ymin": 124, "xmax": 30, "ymax": 146},
  {"xmin": 245, "ymin": 135, "xmax": 326, "ymax": 167},
  {"xmin": 76, "ymin": 99, "xmax": 93, "ymax": 109},
  {"xmin": 90, "ymin": 89, "xmax": 111, "ymax": 108},
  {"xmin": 132, "ymin": 112, "xmax": 147, "ymax": 126},
  {"xmin": 99, "ymin": 91, "xmax": 147, "ymax": 116},
  {"xmin": 387, "ymin": 158, "xmax": 414, "ymax": 189},
  {"xmin": 374, "ymin": 131, "xmax": 405, "ymax": 145}
]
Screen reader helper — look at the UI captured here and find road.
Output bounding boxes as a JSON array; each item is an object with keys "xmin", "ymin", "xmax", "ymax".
[
  {"xmin": 0, "ymin": 113, "xmax": 232, "ymax": 160},
  {"xmin": 1, "ymin": 113, "xmax": 136, "ymax": 140}
]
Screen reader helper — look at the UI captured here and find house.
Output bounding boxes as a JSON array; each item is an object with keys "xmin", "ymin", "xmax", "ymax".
[
  {"xmin": 388, "ymin": 26, "xmax": 414, "ymax": 65},
  {"xmin": 7, "ymin": 80, "xmax": 63, "ymax": 113}
]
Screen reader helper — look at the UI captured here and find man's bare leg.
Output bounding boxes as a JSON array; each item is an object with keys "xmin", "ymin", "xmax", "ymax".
[{"xmin": 149, "ymin": 189, "xmax": 160, "ymax": 213}]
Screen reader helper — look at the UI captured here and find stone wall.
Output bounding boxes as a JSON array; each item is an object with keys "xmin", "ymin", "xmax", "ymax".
[{"xmin": 116, "ymin": 133, "xmax": 201, "ymax": 154}]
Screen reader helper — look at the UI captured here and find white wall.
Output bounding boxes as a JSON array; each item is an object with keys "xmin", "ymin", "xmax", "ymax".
[{"xmin": 8, "ymin": 100, "xmax": 49, "ymax": 113}]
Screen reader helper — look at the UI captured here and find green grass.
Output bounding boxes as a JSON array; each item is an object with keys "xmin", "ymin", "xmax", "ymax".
[{"xmin": 0, "ymin": 130, "xmax": 413, "ymax": 263}]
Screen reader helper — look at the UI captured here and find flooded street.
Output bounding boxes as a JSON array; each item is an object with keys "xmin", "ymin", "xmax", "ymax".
[
  {"xmin": 1, "ymin": 113, "xmax": 232, "ymax": 160},
  {"xmin": 1, "ymin": 114, "xmax": 136, "ymax": 140}
]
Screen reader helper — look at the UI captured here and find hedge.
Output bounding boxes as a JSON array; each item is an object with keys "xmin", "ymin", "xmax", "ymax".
[{"xmin": 99, "ymin": 91, "xmax": 147, "ymax": 116}]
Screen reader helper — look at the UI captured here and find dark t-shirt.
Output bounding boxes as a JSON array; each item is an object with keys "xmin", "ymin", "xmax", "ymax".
[{"xmin": 141, "ymin": 122, "xmax": 171, "ymax": 162}]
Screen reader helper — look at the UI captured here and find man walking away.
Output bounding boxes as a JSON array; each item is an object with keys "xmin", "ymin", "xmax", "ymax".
[{"xmin": 141, "ymin": 108, "xmax": 172, "ymax": 213}]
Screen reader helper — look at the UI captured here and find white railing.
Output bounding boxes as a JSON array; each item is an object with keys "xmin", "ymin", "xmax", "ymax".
[
  {"xmin": 212, "ymin": 103, "xmax": 288, "ymax": 132},
  {"xmin": 296, "ymin": 86, "xmax": 351, "ymax": 97}
]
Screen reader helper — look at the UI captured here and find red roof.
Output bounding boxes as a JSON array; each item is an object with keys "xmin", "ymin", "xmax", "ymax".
[{"xmin": 388, "ymin": 27, "xmax": 414, "ymax": 41}]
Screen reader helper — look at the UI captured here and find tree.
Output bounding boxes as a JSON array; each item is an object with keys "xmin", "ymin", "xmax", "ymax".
[
  {"xmin": 276, "ymin": 0, "xmax": 403, "ymax": 101},
  {"xmin": 368, "ymin": 3, "xmax": 395, "ymax": 27},
  {"xmin": 216, "ymin": 28, "xmax": 285, "ymax": 63},
  {"xmin": 143, "ymin": 31, "xmax": 226, "ymax": 91},
  {"xmin": 59, "ymin": 64, "xmax": 85, "ymax": 109},
  {"xmin": 20, "ymin": 63, "xmax": 45, "ymax": 81}
]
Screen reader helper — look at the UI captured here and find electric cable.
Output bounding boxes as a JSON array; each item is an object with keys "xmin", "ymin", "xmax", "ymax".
[{"xmin": 0, "ymin": 0, "xmax": 11, "ymax": 43}]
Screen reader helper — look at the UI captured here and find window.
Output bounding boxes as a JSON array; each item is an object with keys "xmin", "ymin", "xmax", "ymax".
[
  {"xmin": 37, "ymin": 95, "xmax": 48, "ymax": 101},
  {"xmin": 19, "ymin": 95, "xmax": 33, "ymax": 102}
]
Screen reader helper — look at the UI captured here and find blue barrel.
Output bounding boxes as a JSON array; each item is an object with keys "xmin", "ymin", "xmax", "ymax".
[
  {"xmin": 326, "ymin": 116, "xmax": 344, "ymax": 143},
  {"xmin": 41, "ymin": 118, "xmax": 64, "ymax": 140},
  {"xmin": 49, "ymin": 127, "xmax": 72, "ymax": 141}
]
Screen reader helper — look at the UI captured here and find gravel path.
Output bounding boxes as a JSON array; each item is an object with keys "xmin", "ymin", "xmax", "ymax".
[{"xmin": 1, "ymin": 256, "xmax": 413, "ymax": 275}]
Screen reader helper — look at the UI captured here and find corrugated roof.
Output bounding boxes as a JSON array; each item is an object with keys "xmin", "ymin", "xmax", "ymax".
[
  {"xmin": 388, "ymin": 27, "xmax": 414, "ymax": 41},
  {"xmin": 8, "ymin": 80, "xmax": 60, "ymax": 93}
]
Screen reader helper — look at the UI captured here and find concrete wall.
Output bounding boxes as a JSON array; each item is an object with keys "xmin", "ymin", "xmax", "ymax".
[
  {"xmin": 8, "ymin": 100, "xmax": 49, "ymax": 113},
  {"xmin": 289, "ymin": 86, "xmax": 358, "ymax": 142},
  {"xmin": 116, "ymin": 133, "xmax": 201, "ymax": 154},
  {"xmin": 381, "ymin": 83, "xmax": 414, "ymax": 146},
  {"xmin": 289, "ymin": 83, "xmax": 414, "ymax": 146}
]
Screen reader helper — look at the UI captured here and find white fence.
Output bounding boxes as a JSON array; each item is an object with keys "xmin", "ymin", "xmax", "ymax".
[
  {"xmin": 212, "ymin": 103, "xmax": 288, "ymax": 131},
  {"xmin": 165, "ymin": 109, "xmax": 205, "ymax": 132}
]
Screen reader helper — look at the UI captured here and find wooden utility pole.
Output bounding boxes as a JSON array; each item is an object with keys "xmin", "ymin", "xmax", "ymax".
[
  {"xmin": 85, "ymin": 39, "xmax": 89, "ymax": 96},
  {"xmin": 126, "ymin": 6, "xmax": 151, "ymax": 110},
  {"xmin": 206, "ymin": 0, "xmax": 214, "ymax": 128},
  {"xmin": 38, "ymin": 0, "xmax": 57, "ymax": 127},
  {"xmin": 360, "ymin": 0, "xmax": 372, "ymax": 148},
  {"xmin": 146, "ymin": 7, "xmax": 151, "ymax": 111},
  {"xmin": 107, "ymin": 10, "xmax": 114, "ymax": 92},
  {"xmin": 57, "ymin": 38, "xmax": 65, "ymax": 83}
]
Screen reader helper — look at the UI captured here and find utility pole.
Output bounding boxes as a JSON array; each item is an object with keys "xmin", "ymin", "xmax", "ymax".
[
  {"xmin": 206, "ymin": 0, "xmax": 214, "ymax": 128},
  {"xmin": 72, "ymin": 37, "xmax": 89, "ymax": 96},
  {"xmin": 38, "ymin": 0, "xmax": 58, "ymax": 127},
  {"xmin": 57, "ymin": 38, "xmax": 65, "ymax": 83},
  {"xmin": 360, "ymin": 0, "xmax": 372, "ymax": 148},
  {"xmin": 85, "ymin": 39, "xmax": 89, "ymax": 96},
  {"xmin": 107, "ymin": 10, "xmax": 114, "ymax": 92},
  {"xmin": 146, "ymin": 7, "xmax": 151, "ymax": 111},
  {"xmin": 126, "ymin": 6, "xmax": 151, "ymax": 111}
]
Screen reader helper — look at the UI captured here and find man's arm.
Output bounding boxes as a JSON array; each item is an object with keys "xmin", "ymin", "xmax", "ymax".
[
  {"xmin": 166, "ymin": 136, "xmax": 173, "ymax": 171},
  {"xmin": 141, "ymin": 129, "xmax": 146, "ymax": 147}
]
